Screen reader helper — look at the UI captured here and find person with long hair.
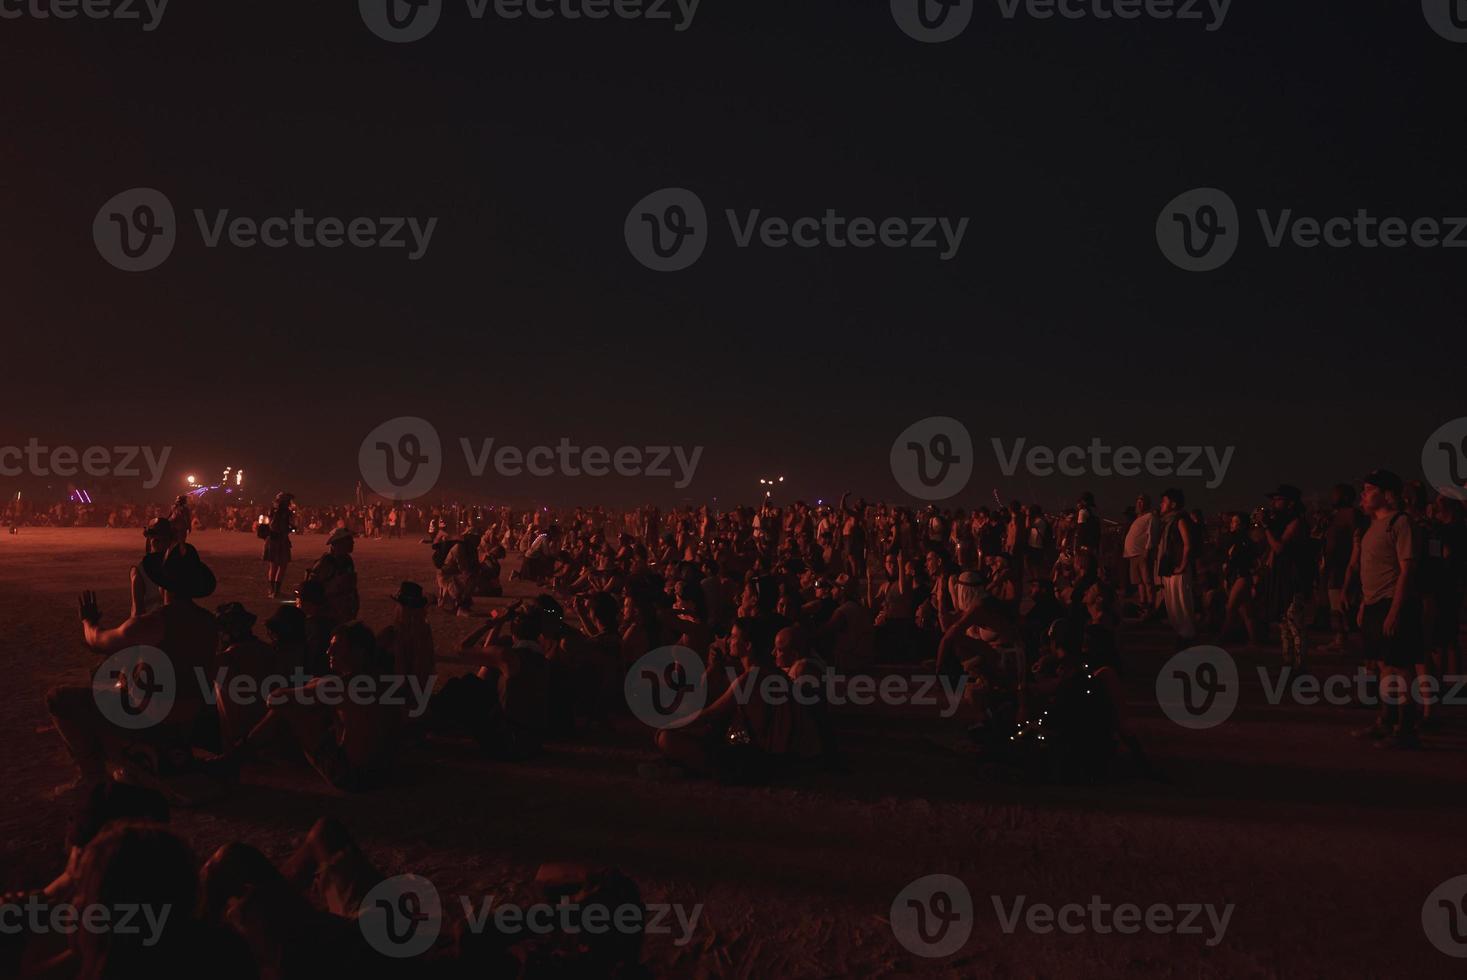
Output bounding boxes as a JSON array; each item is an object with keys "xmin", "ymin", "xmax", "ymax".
[{"xmin": 261, "ymin": 491, "xmax": 295, "ymax": 599}]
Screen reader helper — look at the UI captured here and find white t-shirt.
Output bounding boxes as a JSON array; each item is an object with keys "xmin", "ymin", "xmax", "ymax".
[{"xmin": 1123, "ymin": 512, "xmax": 1155, "ymax": 559}]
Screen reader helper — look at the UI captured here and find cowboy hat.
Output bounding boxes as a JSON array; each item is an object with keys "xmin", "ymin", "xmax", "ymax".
[
  {"xmin": 140, "ymin": 544, "xmax": 217, "ymax": 599},
  {"xmin": 143, "ymin": 517, "xmax": 175, "ymax": 540},
  {"xmin": 390, "ymin": 581, "xmax": 428, "ymax": 608}
]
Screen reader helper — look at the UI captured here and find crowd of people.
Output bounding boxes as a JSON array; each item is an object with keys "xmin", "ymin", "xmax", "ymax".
[{"xmin": 8, "ymin": 467, "xmax": 1465, "ymax": 974}]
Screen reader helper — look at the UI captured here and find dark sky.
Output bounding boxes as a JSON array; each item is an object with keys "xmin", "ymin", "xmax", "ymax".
[{"xmin": 2, "ymin": 1, "xmax": 1463, "ymax": 512}]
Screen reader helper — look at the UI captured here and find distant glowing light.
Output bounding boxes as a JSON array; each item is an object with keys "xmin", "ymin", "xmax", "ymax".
[{"xmin": 186, "ymin": 475, "xmax": 196, "ymax": 486}]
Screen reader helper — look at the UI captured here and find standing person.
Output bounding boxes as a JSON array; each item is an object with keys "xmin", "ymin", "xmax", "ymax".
[
  {"xmin": 1261, "ymin": 485, "xmax": 1312, "ymax": 669},
  {"xmin": 1073, "ymin": 492, "xmax": 1101, "ymax": 572},
  {"xmin": 1123, "ymin": 494, "xmax": 1157, "ymax": 614},
  {"xmin": 130, "ymin": 518, "xmax": 175, "ymax": 618},
  {"xmin": 1322, "ymin": 484, "xmax": 1365, "ymax": 652},
  {"xmin": 307, "ymin": 527, "xmax": 359, "ymax": 623},
  {"xmin": 1023, "ymin": 504, "xmax": 1051, "ymax": 591},
  {"xmin": 1218, "ymin": 512, "xmax": 1261, "ymax": 646},
  {"xmin": 1354, "ymin": 470, "xmax": 1421, "ymax": 749},
  {"xmin": 1153, "ymin": 488, "xmax": 1196, "ymax": 644},
  {"xmin": 169, "ymin": 494, "xmax": 192, "ymax": 546},
  {"xmin": 262, "ymin": 492, "xmax": 295, "ymax": 599}
]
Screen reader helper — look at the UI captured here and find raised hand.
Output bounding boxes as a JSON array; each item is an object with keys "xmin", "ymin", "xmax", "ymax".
[{"xmin": 78, "ymin": 590, "xmax": 101, "ymax": 625}]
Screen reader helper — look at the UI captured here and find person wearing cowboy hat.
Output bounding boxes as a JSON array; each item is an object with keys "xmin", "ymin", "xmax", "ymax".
[
  {"xmin": 1261, "ymin": 484, "xmax": 1312, "ymax": 669},
  {"xmin": 377, "ymin": 582, "xmax": 435, "ymax": 690},
  {"xmin": 305, "ymin": 527, "xmax": 359, "ymax": 623},
  {"xmin": 213, "ymin": 603, "xmax": 279, "ymax": 748},
  {"xmin": 129, "ymin": 517, "xmax": 176, "ymax": 619},
  {"xmin": 262, "ymin": 491, "xmax": 296, "ymax": 600},
  {"xmin": 48, "ymin": 545, "xmax": 221, "ymax": 790}
]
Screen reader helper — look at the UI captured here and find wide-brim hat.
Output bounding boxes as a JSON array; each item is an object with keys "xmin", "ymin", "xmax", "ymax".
[
  {"xmin": 143, "ymin": 517, "xmax": 174, "ymax": 540},
  {"xmin": 141, "ymin": 544, "xmax": 217, "ymax": 599},
  {"xmin": 391, "ymin": 581, "xmax": 428, "ymax": 608}
]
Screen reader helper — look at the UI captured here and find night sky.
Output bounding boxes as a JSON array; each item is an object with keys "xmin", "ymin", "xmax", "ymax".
[{"xmin": 2, "ymin": 1, "xmax": 1463, "ymax": 511}]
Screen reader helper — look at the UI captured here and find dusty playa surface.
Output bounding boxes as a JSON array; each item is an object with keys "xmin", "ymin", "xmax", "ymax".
[{"xmin": 2, "ymin": 528, "xmax": 1463, "ymax": 976}]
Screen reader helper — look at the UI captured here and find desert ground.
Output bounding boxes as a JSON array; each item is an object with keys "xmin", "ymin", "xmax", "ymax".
[{"xmin": 1, "ymin": 528, "xmax": 1463, "ymax": 977}]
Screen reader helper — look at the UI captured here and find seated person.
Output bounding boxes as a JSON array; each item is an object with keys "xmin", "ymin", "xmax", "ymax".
[
  {"xmin": 654, "ymin": 618, "xmax": 821, "ymax": 784},
  {"xmin": 238, "ymin": 622, "xmax": 404, "ymax": 792},
  {"xmin": 213, "ymin": 602, "xmax": 282, "ymax": 750}
]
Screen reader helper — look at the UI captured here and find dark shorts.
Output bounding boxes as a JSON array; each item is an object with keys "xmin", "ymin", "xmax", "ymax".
[{"xmin": 1361, "ymin": 599, "xmax": 1423, "ymax": 669}]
